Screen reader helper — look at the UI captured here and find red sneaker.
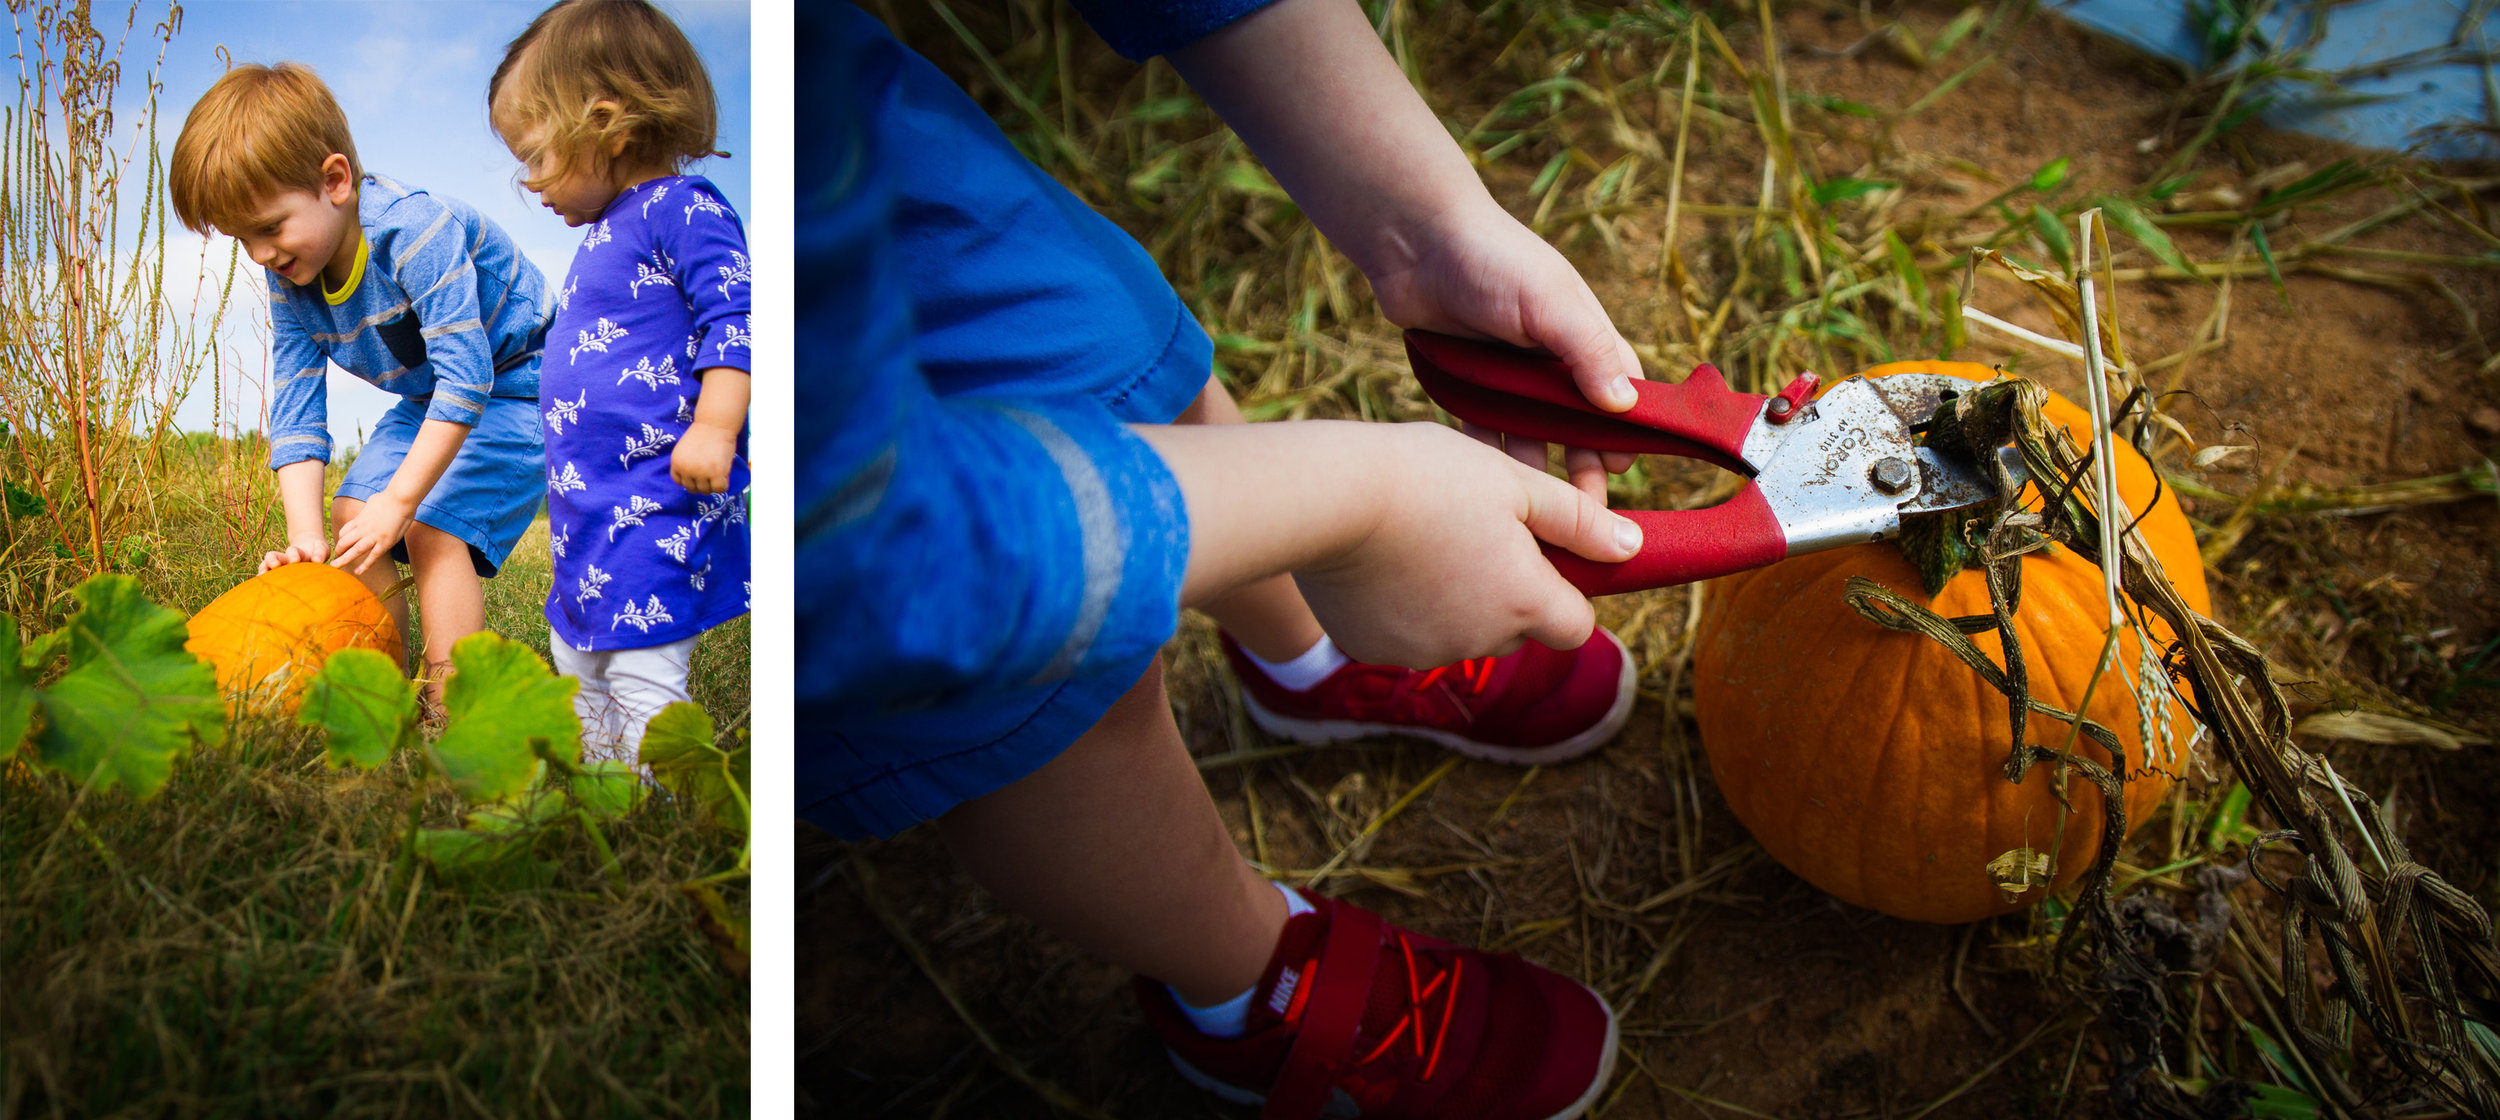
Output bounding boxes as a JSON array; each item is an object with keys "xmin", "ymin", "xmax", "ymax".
[
  {"xmin": 1222, "ymin": 631, "xmax": 1636, "ymax": 765},
  {"xmin": 1136, "ymin": 889, "xmax": 1618, "ymax": 1120}
]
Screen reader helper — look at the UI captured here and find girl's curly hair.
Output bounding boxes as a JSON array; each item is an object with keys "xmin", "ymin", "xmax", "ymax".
[{"xmin": 488, "ymin": 1, "xmax": 722, "ymax": 189}]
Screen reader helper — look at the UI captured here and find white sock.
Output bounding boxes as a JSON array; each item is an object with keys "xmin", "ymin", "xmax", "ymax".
[
  {"xmin": 1174, "ymin": 881, "xmax": 1318, "ymax": 1038},
  {"xmin": 1241, "ymin": 634, "xmax": 1350, "ymax": 692}
]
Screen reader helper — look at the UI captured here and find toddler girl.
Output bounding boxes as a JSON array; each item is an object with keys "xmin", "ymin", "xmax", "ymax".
[{"xmin": 490, "ymin": 0, "xmax": 751, "ymax": 762}]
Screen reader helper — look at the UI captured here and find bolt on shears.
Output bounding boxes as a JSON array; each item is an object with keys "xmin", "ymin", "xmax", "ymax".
[{"xmin": 1405, "ymin": 330, "xmax": 2028, "ymax": 596}]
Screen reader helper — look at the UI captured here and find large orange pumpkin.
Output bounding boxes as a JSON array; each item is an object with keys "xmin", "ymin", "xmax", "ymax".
[
  {"xmin": 1693, "ymin": 361, "xmax": 2211, "ymax": 924},
  {"xmin": 185, "ymin": 562, "xmax": 404, "ymax": 717}
]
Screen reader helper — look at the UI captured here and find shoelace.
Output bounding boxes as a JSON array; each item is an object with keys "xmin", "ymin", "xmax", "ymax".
[
  {"xmin": 1275, "ymin": 931, "xmax": 1467, "ymax": 1081},
  {"xmin": 1410, "ymin": 657, "xmax": 1495, "ymax": 696},
  {"xmin": 1337, "ymin": 657, "xmax": 1499, "ymax": 724},
  {"xmin": 1355, "ymin": 931, "xmax": 1464, "ymax": 1080}
]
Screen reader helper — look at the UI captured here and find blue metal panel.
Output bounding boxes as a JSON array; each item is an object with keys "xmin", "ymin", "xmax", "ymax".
[{"xmin": 2055, "ymin": 0, "xmax": 2497, "ymax": 160}]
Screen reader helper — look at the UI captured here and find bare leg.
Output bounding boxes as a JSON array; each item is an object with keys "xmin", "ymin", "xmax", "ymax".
[
  {"xmin": 1173, "ymin": 376, "xmax": 1326, "ymax": 662},
  {"xmin": 937, "ymin": 659, "xmax": 1286, "ymax": 1006},
  {"xmin": 331, "ymin": 496, "xmax": 411, "ymax": 667},
  {"xmin": 403, "ymin": 522, "xmax": 486, "ymax": 710}
]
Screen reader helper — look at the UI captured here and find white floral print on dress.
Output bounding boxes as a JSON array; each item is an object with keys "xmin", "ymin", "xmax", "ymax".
[
  {"xmin": 611, "ymin": 595, "xmax": 674, "ymax": 633},
  {"xmin": 654, "ymin": 524, "xmax": 693, "ymax": 563},
  {"xmin": 572, "ymin": 317, "xmax": 628, "ymax": 361},
  {"xmin": 608, "ymin": 494, "xmax": 665, "ymax": 541},
  {"xmin": 545, "ymin": 389, "xmax": 587, "ymax": 435},
  {"xmin": 576, "ymin": 563, "xmax": 612, "ymax": 606},
  {"xmin": 616, "ymin": 354, "xmax": 680, "ymax": 390}
]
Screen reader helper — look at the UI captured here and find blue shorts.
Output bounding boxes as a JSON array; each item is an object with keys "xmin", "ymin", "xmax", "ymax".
[
  {"xmin": 337, "ymin": 391, "xmax": 547, "ymax": 577},
  {"xmin": 799, "ymin": 6, "xmax": 1212, "ymax": 840}
]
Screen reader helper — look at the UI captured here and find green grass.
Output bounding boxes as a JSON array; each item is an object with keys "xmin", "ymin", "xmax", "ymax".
[{"xmin": 1, "ymin": 436, "xmax": 750, "ymax": 1118}]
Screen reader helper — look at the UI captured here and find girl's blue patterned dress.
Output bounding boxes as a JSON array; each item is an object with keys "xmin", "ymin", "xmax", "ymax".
[{"xmin": 542, "ymin": 174, "xmax": 753, "ymax": 651}]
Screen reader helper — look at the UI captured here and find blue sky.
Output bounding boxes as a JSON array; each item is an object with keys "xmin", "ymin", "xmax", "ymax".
[{"xmin": 147, "ymin": 0, "xmax": 752, "ymax": 440}]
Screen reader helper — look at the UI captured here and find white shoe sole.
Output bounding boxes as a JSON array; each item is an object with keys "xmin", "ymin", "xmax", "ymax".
[
  {"xmin": 1238, "ymin": 630, "xmax": 1638, "ymax": 766},
  {"xmin": 1164, "ymin": 981, "xmax": 1623, "ymax": 1119}
]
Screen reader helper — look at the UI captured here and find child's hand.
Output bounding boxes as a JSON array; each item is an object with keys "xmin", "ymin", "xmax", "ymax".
[
  {"xmin": 671, "ymin": 421, "xmax": 739, "ymax": 494},
  {"xmin": 261, "ymin": 534, "xmax": 330, "ymax": 573},
  {"xmin": 331, "ymin": 493, "xmax": 416, "ymax": 575},
  {"xmin": 1145, "ymin": 419, "xmax": 1640, "ymax": 671},
  {"xmin": 1364, "ymin": 198, "xmax": 1644, "ymax": 500},
  {"xmin": 1293, "ymin": 422, "xmax": 1637, "ymax": 668}
]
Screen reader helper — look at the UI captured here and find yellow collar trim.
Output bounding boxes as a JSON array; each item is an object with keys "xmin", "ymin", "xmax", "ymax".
[{"xmin": 322, "ymin": 236, "xmax": 368, "ymax": 306}]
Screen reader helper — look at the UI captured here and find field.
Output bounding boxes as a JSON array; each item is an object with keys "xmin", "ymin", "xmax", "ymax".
[
  {"xmin": 803, "ymin": 1, "xmax": 2500, "ymax": 1117},
  {"xmin": 1, "ymin": 441, "xmax": 754, "ymax": 1118}
]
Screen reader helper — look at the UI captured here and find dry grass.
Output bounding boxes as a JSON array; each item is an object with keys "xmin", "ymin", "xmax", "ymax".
[{"xmin": 807, "ymin": 1, "xmax": 2500, "ymax": 1116}]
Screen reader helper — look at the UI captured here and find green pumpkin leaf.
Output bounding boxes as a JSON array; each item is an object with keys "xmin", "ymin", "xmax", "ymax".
[
  {"xmin": 298, "ymin": 647, "xmax": 417, "ymax": 769},
  {"xmin": 413, "ymin": 827, "xmax": 556, "ymax": 892},
  {"xmin": 640, "ymin": 702, "xmax": 747, "ymax": 832},
  {"xmin": 3, "ymin": 479, "xmax": 44, "ymax": 518},
  {"xmin": 20, "ymin": 627, "xmax": 64, "ymax": 675},
  {"xmin": 0, "ymin": 617, "xmax": 32, "ymax": 760},
  {"xmin": 427, "ymin": 631, "xmax": 580, "ymax": 805},
  {"xmin": 570, "ymin": 761, "xmax": 645, "ymax": 822},
  {"xmin": 31, "ymin": 575, "xmax": 223, "ymax": 798}
]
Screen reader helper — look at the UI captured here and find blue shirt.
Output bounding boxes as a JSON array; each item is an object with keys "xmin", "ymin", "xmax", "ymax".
[{"xmin": 265, "ymin": 175, "xmax": 551, "ymax": 469}]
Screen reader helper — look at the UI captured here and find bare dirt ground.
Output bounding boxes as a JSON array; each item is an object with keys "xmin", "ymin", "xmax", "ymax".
[{"xmin": 802, "ymin": 3, "xmax": 2500, "ymax": 1116}]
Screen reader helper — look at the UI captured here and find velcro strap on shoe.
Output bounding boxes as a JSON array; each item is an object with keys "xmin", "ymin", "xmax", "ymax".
[{"xmin": 1262, "ymin": 898, "xmax": 1384, "ymax": 1120}]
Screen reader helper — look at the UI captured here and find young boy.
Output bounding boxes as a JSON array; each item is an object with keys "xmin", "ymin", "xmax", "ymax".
[
  {"xmin": 170, "ymin": 64, "xmax": 551, "ymax": 707},
  {"xmin": 807, "ymin": 2, "xmax": 1651, "ymax": 1116}
]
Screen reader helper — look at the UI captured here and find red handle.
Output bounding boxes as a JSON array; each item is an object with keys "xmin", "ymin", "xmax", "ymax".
[
  {"xmin": 1545, "ymin": 485, "xmax": 1789, "ymax": 595},
  {"xmin": 1405, "ymin": 330, "xmax": 1765, "ymax": 473}
]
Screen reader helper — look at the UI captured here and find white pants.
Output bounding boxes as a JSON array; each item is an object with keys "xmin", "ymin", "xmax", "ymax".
[{"xmin": 549, "ymin": 635, "xmax": 698, "ymax": 766}]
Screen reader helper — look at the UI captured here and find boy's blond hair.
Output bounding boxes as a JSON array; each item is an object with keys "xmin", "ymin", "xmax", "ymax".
[
  {"xmin": 489, "ymin": 0, "xmax": 720, "ymax": 190},
  {"xmin": 168, "ymin": 63, "xmax": 361, "ymax": 235}
]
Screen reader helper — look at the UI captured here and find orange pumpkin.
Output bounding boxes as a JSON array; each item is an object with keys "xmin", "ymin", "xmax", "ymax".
[
  {"xmin": 1693, "ymin": 362, "xmax": 2211, "ymax": 924},
  {"xmin": 185, "ymin": 562, "xmax": 404, "ymax": 717}
]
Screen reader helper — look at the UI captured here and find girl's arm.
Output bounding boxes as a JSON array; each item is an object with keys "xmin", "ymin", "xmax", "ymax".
[
  {"xmin": 672, "ymin": 367, "xmax": 750, "ymax": 494},
  {"xmin": 330, "ymin": 419, "xmax": 470, "ymax": 574},
  {"xmin": 664, "ymin": 181, "xmax": 755, "ymax": 495}
]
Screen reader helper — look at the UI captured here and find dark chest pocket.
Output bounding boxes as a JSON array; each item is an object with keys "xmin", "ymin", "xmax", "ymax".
[{"xmin": 377, "ymin": 309, "xmax": 428, "ymax": 370}]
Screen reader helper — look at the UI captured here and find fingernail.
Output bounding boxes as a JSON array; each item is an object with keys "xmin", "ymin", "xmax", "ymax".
[
  {"xmin": 1614, "ymin": 516, "xmax": 1642, "ymax": 553},
  {"xmin": 1609, "ymin": 377, "xmax": 1636, "ymax": 408}
]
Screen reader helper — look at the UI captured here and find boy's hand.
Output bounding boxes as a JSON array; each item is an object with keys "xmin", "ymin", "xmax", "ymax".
[
  {"xmin": 1294, "ymin": 422, "xmax": 1638, "ymax": 668},
  {"xmin": 261, "ymin": 534, "xmax": 330, "ymax": 573},
  {"xmin": 331, "ymin": 493, "xmax": 416, "ymax": 575},
  {"xmin": 671, "ymin": 421, "xmax": 740, "ymax": 494},
  {"xmin": 1364, "ymin": 199, "xmax": 1644, "ymax": 500}
]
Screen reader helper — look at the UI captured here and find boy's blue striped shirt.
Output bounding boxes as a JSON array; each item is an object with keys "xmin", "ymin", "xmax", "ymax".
[{"xmin": 264, "ymin": 174, "xmax": 551, "ymax": 469}]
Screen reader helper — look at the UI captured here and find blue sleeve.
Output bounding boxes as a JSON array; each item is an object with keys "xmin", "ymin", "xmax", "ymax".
[
  {"xmin": 798, "ymin": 4, "xmax": 1190, "ymax": 712},
  {"xmin": 373, "ymin": 192, "xmax": 497, "ymax": 428},
  {"xmin": 1064, "ymin": 0, "xmax": 1285, "ymax": 60},
  {"xmin": 265, "ymin": 286, "xmax": 332, "ymax": 469},
  {"xmin": 661, "ymin": 184, "xmax": 753, "ymax": 374}
]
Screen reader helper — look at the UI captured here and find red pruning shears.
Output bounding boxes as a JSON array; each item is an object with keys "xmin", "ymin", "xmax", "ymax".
[{"xmin": 1405, "ymin": 330, "xmax": 2026, "ymax": 596}]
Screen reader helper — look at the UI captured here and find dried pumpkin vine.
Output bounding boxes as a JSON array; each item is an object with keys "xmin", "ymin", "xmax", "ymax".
[{"xmin": 1849, "ymin": 239, "xmax": 2500, "ymax": 1117}]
